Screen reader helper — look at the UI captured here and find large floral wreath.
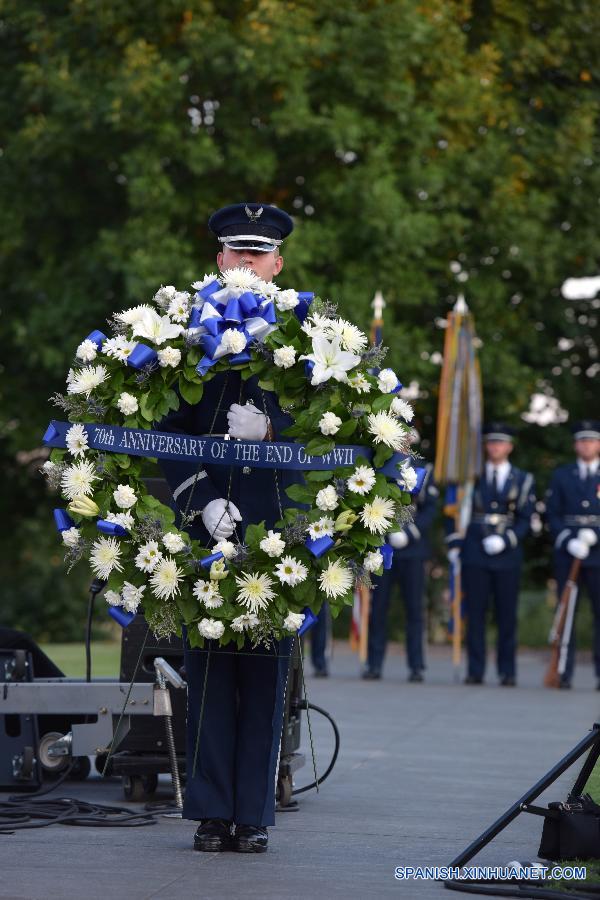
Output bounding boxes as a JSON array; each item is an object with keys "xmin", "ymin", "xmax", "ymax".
[{"xmin": 43, "ymin": 268, "xmax": 420, "ymax": 648}]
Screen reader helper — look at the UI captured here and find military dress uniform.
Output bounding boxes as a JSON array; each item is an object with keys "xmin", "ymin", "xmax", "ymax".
[
  {"xmin": 545, "ymin": 420, "xmax": 600, "ymax": 686},
  {"xmin": 446, "ymin": 425, "xmax": 535, "ymax": 684},
  {"xmin": 310, "ymin": 602, "xmax": 330, "ymax": 676},
  {"xmin": 365, "ymin": 464, "xmax": 439, "ymax": 680},
  {"xmin": 159, "ymin": 203, "xmax": 299, "ymax": 848}
]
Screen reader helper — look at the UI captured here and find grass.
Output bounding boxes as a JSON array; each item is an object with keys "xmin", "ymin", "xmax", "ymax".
[{"xmin": 40, "ymin": 641, "xmax": 121, "ymax": 677}]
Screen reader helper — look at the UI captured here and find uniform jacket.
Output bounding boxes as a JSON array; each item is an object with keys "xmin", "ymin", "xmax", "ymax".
[
  {"xmin": 445, "ymin": 465, "xmax": 536, "ymax": 570},
  {"xmin": 159, "ymin": 371, "xmax": 298, "ymax": 544},
  {"xmin": 546, "ymin": 462, "xmax": 600, "ymax": 568},
  {"xmin": 393, "ymin": 464, "xmax": 438, "ymax": 560}
]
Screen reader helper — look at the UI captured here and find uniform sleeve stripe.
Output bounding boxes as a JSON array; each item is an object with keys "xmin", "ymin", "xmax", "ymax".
[
  {"xmin": 555, "ymin": 529, "xmax": 571, "ymax": 549},
  {"xmin": 173, "ymin": 470, "xmax": 208, "ymax": 502}
]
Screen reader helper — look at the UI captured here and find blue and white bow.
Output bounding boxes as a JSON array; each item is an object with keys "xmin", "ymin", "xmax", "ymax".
[{"xmin": 189, "ymin": 280, "xmax": 278, "ymax": 377}]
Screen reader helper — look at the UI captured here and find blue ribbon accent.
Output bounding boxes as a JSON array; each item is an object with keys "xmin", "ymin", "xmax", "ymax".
[
  {"xmin": 298, "ymin": 606, "xmax": 318, "ymax": 635},
  {"xmin": 108, "ymin": 606, "xmax": 136, "ymax": 628},
  {"xmin": 391, "ymin": 380, "xmax": 403, "ymax": 394},
  {"xmin": 199, "ymin": 551, "xmax": 224, "ymax": 569},
  {"xmin": 305, "ymin": 535, "xmax": 335, "ymax": 558},
  {"xmin": 380, "ymin": 544, "xmax": 394, "ymax": 569},
  {"xmin": 304, "ymin": 360, "xmax": 315, "ymax": 378},
  {"xmin": 412, "ymin": 466, "xmax": 427, "ymax": 495},
  {"xmin": 229, "ymin": 349, "xmax": 253, "ymax": 366},
  {"xmin": 86, "ymin": 330, "xmax": 107, "ymax": 349},
  {"xmin": 197, "ymin": 279, "xmax": 221, "ymax": 301},
  {"xmin": 295, "ymin": 292, "xmax": 314, "ymax": 323},
  {"xmin": 44, "ymin": 423, "xmax": 59, "ymax": 443},
  {"xmin": 97, "ymin": 519, "xmax": 129, "ymax": 537},
  {"xmin": 127, "ymin": 343, "xmax": 159, "ymax": 371},
  {"xmin": 54, "ymin": 509, "xmax": 75, "ymax": 532}
]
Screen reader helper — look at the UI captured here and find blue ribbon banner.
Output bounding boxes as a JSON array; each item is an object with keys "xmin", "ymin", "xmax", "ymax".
[{"xmin": 43, "ymin": 420, "xmax": 426, "ymax": 493}]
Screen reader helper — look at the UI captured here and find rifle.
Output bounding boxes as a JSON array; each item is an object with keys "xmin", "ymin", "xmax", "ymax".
[{"xmin": 544, "ymin": 558, "xmax": 582, "ymax": 688}]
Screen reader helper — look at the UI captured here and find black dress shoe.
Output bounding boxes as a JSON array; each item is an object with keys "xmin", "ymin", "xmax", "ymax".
[
  {"xmin": 500, "ymin": 675, "xmax": 516, "ymax": 687},
  {"xmin": 464, "ymin": 675, "xmax": 483, "ymax": 685},
  {"xmin": 193, "ymin": 818, "xmax": 232, "ymax": 852},
  {"xmin": 361, "ymin": 668, "xmax": 381, "ymax": 680},
  {"xmin": 559, "ymin": 677, "xmax": 572, "ymax": 690},
  {"xmin": 232, "ymin": 824, "xmax": 268, "ymax": 853},
  {"xmin": 408, "ymin": 670, "xmax": 424, "ymax": 683},
  {"xmin": 313, "ymin": 667, "xmax": 329, "ymax": 678}
]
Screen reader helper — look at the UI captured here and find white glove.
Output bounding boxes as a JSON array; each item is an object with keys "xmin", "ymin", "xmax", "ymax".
[
  {"xmin": 568, "ymin": 538, "xmax": 590, "ymax": 560},
  {"xmin": 578, "ymin": 528, "xmax": 598, "ymax": 548},
  {"xmin": 201, "ymin": 498, "xmax": 242, "ymax": 540},
  {"xmin": 447, "ymin": 548, "xmax": 460, "ymax": 564},
  {"xmin": 482, "ymin": 534, "xmax": 505, "ymax": 556},
  {"xmin": 388, "ymin": 530, "xmax": 409, "ymax": 549},
  {"xmin": 227, "ymin": 402, "xmax": 268, "ymax": 440}
]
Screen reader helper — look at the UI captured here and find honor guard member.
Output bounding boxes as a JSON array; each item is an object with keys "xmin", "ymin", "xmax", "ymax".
[
  {"xmin": 446, "ymin": 423, "xmax": 536, "ymax": 686},
  {"xmin": 310, "ymin": 602, "xmax": 331, "ymax": 677},
  {"xmin": 160, "ymin": 202, "xmax": 296, "ymax": 854},
  {"xmin": 545, "ymin": 419, "xmax": 600, "ymax": 688},
  {"xmin": 363, "ymin": 463, "xmax": 439, "ymax": 682}
]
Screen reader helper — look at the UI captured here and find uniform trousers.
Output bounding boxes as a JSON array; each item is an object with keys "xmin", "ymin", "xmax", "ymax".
[
  {"xmin": 367, "ymin": 557, "xmax": 425, "ymax": 673},
  {"xmin": 554, "ymin": 561, "xmax": 600, "ymax": 680},
  {"xmin": 462, "ymin": 565, "xmax": 520, "ymax": 680},
  {"xmin": 182, "ymin": 632, "xmax": 292, "ymax": 827}
]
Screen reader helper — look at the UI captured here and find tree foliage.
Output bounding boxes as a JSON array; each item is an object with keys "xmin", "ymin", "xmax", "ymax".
[{"xmin": 1, "ymin": 0, "xmax": 598, "ymax": 635}]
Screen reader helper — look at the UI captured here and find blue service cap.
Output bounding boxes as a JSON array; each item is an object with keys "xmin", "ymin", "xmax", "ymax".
[
  {"xmin": 483, "ymin": 422, "xmax": 516, "ymax": 442},
  {"xmin": 208, "ymin": 202, "xmax": 294, "ymax": 253},
  {"xmin": 571, "ymin": 419, "xmax": 600, "ymax": 440}
]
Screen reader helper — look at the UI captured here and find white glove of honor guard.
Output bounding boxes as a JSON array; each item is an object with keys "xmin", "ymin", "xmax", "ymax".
[
  {"xmin": 482, "ymin": 534, "xmax": 505, "ymax": 556},
  {"xmin": 388, "ymin": 530, "xmax": 409, "ymax": 549},
  {"xmin": 447, "ymin": 548, "xmax": 460, "ymax": 565},
  {"xmin": 578, "ymin": 528, "xmax": 598, "ymax": 548},
  {"xmin": 227, "ymin": 402, "xmax": 268, "ymax": 441},
  {"xmin": 202, "ymin": 498, "xmax": 242, "ymax": 540},
  {"xmin": 567, "ymin": 538, "xmax": 590, "ymax": 560}
]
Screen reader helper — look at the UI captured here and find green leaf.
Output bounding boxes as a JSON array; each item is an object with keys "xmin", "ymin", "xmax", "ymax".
[
  {"xmin": 139, "ymin": 392, "xmax": 155, "ymax": 422},
  {"xmin": 179, "ymin": 377, "xmax": 204, "ymax": 405},
  {"xmin": 244, "ymin": 522, "xmax": 267, "ymax": 550},
  {"xmin": 335, "ymin": 418, "xmax": 358, "ymax": 438},
  {"xmin": 284, "ymin": 482, "xmax": 315, "ymax": 504},
  {"xmin": 371, "ymin": 393, "xmax": 395, "ymax": 412},
  {"xmin": 305, "ymin": 436, "xmax": 335, "ymax": 457},
  {"xmin": 305, "ymin": 469, "xmax": 334, "ymax": 482},
  {"xmin": 373, "ymin": 444, "xmax": 393, "ymax": 467}
]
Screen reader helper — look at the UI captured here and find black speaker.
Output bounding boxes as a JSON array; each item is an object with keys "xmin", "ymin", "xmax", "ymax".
[{"xmin": 0, "ymin": 650, "xmax": 42, "ymax": 790}]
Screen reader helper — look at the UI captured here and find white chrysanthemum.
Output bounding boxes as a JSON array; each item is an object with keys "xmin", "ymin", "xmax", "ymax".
[
  {"xmin": 167, "ymin": 291, "xmax": 190, "ymax": 323},
  {"xmin": 162, "ymin": 532, "xmax": 185, "ymax": 553},
  {"xmin": 221, "ymin": 328, "xmax": 247, "ymax": 354},
  {"xmin": 132, "ymin": 308, "xmax": 184, "ymax": 345},
  {"xmin": 213, "ymin": 540, "xmax": 236, "ymax": 560},
  {"xmin": 275, "ymin": 289, "xmax": 299, "ymax": 311},
  {"xmin": 152, "ymin": 285, "xmax": 177, "ymax": 308},
  {"xmin": 259, "ymin": 530, "xmax": 286, "ymax": 558},
  {"xmin": 106, "ymin": 511, "xmax": 134, "ymax": 530},
  {"xmin": 300, "ymin": 335, "xmax": 360, "ymax": 385},
  {"xmin": 103, "ymin": 335, "xmax": 137, "ymax": 362},
  {"xmin": 150, "ymin": 557, "xmax": 184, "ymax": 600},
  {"xmin": 197, "ymin": 618, "xmax": 225, "ymax": 640},
  {"xmin": 347, "ymin": 465, "xmax": 377, "ymax": 496},
  {"xmin": 105, "ymin": 589, "xmax": 122, "ymax": 607},
  {"xmin": 113, "ymin": 484, "xmax": 137, "ymax": 509},
  {"xmin": 116, "ymin": 304, "xmax": 155, "ymax": 325},
  {"xmin": 398, "ymin": 462, "xmax": 418, "ymax": 492},
  {"xmin": 76, "ymin": 339, "xmax": 97, "ymax": 362},
  {"xmin": 273, "ymin": 346, "xmax": 297, "ymax": 369},
  {"xmin": 307, "ymin": 517, "xmax": 335, "ymax": 539},
  {"xmin": 319, "ymin": 559, "xmax": 353, "ymax": 599},
  {"xmin": 316, "ymin": 485, "xmax": 339, "ymax": 511},
  {"xmin": 62, "ymin": 526, "xmax": 81, "ymax": 548},
  {"xmin": 117, "ymin": 392, "xmax": 139, "ymax": 415},
  {"xmin": 367, "ymin": 411, "xmax": 407, "ymax": 451},
  {"xmin": 363, "ymin": 550, "xmax": 384, "ymax": 573},
  {"xmin": 157, "ymin": 346, "xmax": 181, "ymax": 368},
  {"xmin": 221, "ymin": 266, "xmax": 261, "ymax": 294},
  {"xmin": 283, "ymin": 611, "xmax": 305, "ymax": 631},
  {"xmin": 327, "ymin": 319, "xmax": 368, "ymax": 353},
  {"xmin": 67, "ymin": 364, "xmax": 109, "ymax": 397},
  {"xmin": 377, "ymin": 368, "xmax": 400, "ymax": 393},
  {"xmin": 275, "ymin": 556, "xmax": 308, "ymax": 587},
  {"xmin": 391, "ymin": 397, "xmax": 414, "ymax": 422},
  {"xmin": 360, "ymin": 496, "xmax": 396, "ymax": 534},
  {"xmin": 193, "ymin": 579, "xmax": 223, "ymax": 609},
  {"xmin": 42, "ymin": 460, "xmax": 57, "ymax": 475},
  {"xmin": 231, "ymin": 612, "xmax": 260, "ymax": 632},
  {"xmin": 191, "ymin": 274, "xmax": 218, "ymax": 291},
  {"xmin": 135, "ymin": 540, "xmax": 162, "ymax": 573},
  {"xmin": 61, "ymin": 459, "xmax": 98, "ymax": 500},
  {"xmin": 66, "ymin": 368, "xmax": 76, "ymax": 385},
  {"xmin": 121, "ymin": 582, "xmax": 146, "ymax": 613},
  {"xmin": 347, "ymin": 372, "xmax": 371, "ymax": 394},
  {"xmin": 90, "ymin": 537, "xmax": 123, "ymax": 580},
  {"xmin": 260, "ymin": 281, "xmax": 280, "ymax": 301},
  {"xmin": 235, "ymin": 571, "xmax": 277, "ymax": 614},
  {"xmin": 65, "ymin": 424, "xmax": 89, "ymax": 458},
  {"xmin": 319, "ymin": 412, "xmax": 342, "ymax": 436}
]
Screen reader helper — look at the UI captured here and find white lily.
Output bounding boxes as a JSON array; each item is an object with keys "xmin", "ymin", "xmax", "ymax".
[
  {"xmin": 300, "ymin": 335, "xmax": 360, "ymax": 385},
  {"xmin": 132, "ymin": 308, "xmax": 184, "ymax": 345}
]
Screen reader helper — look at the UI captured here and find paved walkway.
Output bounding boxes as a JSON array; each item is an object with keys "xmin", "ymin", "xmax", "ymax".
[{"xmin": 2, "ymin": 642, "xmax": 599, "ymax": 900}]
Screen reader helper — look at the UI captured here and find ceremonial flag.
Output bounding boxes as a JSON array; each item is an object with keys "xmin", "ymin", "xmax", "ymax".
[{"xmin": 434, "ymin": 295, "xmax": 483, "ymax": 673}]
